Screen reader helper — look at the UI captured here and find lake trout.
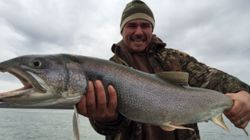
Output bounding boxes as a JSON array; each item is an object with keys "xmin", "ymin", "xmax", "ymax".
[{"xmin": 0, "ymin": 54, "xmax": 244, "ymax": 138}]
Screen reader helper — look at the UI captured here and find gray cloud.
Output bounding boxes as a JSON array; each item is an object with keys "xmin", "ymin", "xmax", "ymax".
[
  {"xmin": 148, "ymin": 0, "xmax": 250, "ymax": 83},
  {"xmin": 0, "ymin": 0, "xmax": 249, "ymax": 86}
]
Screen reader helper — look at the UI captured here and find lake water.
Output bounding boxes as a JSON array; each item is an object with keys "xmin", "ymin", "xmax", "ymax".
[{"xmin": 0, "ymin": 108, "xmax": 249, "ymax": 140}]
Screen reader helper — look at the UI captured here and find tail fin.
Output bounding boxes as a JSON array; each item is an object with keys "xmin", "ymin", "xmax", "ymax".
[{"xmin": 211, "ymin": 114, "xmax": 229, "ymax": 131}]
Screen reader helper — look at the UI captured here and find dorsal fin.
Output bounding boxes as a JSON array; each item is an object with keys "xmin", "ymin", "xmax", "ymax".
[{"xmin": 156, "ymin": 71, "xmax": 189, "ymax": 86}]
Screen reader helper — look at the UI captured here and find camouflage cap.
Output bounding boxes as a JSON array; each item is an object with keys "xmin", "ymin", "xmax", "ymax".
[{"xmin": 120, "ymin": 0, "xmax": 155, "ymax": 32}]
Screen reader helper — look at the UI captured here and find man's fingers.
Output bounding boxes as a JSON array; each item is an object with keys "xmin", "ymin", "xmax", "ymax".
[
  {"xmin": 95, "ymin": 80, "xmax": 107, "ymax": 114},
  {"xmin": 86, "ymin": 81, "xmax": 96, "ymax": 115},
  {"xmin": 77, "ymin": 80, "xmax": 118, "ymax": 122},
  {"xmin": 240, "ymin": 114, "xmax": 250, "ymax": 128},
  {"xmin": 235, "ymin": 119, "xmax": 249, "ymax": 129},
  {"xmin": 225, "ymin": 92, "xmax": 250, "ymax": 129},
  {"xmin": 227, "ymin": 104, "xmax": 243, "ymax": 122},
  {"xmin": 108, "ymin": 85, "xmax": 118, "ymax": 111},
  {"xmin": 77, "ymin": 96, "xmax": 87, "ymax": 115},
  {"xmin": 225, "ymin": 94, "xmax": 242, "ymax": 119}
]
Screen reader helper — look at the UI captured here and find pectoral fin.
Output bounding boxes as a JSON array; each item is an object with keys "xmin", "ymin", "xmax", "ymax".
[
  {"xmin": 160, "ymin": 122, "xmax": 194, "ymax": 131},
  {"xmin": 73, "ymin": 105, "xmax": 80, "ymax": 140},
  {"xmin": 211, "ymin": 114, "xmax": 229, "ymax": 131}
]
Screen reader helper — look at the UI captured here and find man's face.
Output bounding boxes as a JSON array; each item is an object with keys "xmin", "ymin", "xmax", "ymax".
[{"xmin": 121, "ymin": 19, "xmax": 153, "ymax": 52}]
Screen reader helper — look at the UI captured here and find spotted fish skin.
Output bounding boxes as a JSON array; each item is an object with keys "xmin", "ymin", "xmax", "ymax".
[{"xmin": 0, "ymin": 54, "xmax": 232, "ymax": 127}]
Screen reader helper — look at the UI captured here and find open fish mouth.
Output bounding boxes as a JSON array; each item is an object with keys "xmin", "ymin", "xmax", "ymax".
[{"xmin": 0, "ymin": 67, "xmax": 46, "ymax": 100}]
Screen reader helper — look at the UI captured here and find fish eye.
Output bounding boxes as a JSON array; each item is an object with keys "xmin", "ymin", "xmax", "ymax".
[{"xmin": 31, "ymin": 60, "xmax": 42, "ymax": 68}]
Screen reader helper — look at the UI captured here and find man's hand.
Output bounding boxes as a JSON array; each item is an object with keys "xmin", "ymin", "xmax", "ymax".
[
  {"xmin": 224, "ymin": 91, "xmax": 250, "ymax": 129},
  {"xmin": 77, "ymin": 80, "xmax": 118, "ymax": 122}
]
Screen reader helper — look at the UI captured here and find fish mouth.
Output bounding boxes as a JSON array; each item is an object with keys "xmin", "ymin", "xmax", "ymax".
[{"xmin": 0, "ymin": 67, "xmax": 46, "ymax": 101}]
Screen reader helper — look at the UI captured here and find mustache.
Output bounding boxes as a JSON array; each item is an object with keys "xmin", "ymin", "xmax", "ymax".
[{"xmin": 130, "ymin": 35, "xmax": 147, "ymax": 41}]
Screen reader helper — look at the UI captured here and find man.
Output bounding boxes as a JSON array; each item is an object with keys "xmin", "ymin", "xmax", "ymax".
[{"xmin": 77, "ymin": 0, "xmax": 250, "ymax": 139}]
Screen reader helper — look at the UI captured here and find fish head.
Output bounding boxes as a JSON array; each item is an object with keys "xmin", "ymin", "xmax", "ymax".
[{"xmin": 0, "ymin": 54, "xmax": 85, "ymax": 107}]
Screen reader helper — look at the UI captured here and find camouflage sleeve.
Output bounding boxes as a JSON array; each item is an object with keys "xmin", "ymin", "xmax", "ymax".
[
  {"xmin": 177, "ymin": 50, "xmax": 250, "ymax": 93},
  {"xmin": 88, "ymin": 55, "xmax": 131, "ymax": 135}
]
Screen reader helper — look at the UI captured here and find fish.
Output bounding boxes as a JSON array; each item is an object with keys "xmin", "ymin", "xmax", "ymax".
[{"xmin": 0, "ymin": 54, "xmax": 245, "ymax": 139}]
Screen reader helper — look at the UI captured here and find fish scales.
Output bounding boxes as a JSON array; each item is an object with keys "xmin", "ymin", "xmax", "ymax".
[{"xmin": 73, "ymin": 55, "xmax": 232, "ymax": 126}]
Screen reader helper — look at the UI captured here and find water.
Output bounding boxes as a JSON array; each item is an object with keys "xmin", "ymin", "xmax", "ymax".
[
  {"xmin": 0, "ymin": 108, "xmax": 104, "ymax": 140},
  {"xmin": 0, "ymin": 108, "xmax": 249, "ymax": 140},
  {"xmin": 198, "ymin": 118, "xmax": 250, "ymax": 140}
]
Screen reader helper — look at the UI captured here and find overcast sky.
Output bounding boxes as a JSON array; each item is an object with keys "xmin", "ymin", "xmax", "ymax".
[{"xmin": 0, "ymin": 0, "xmax": 249, "ymax": 91}]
